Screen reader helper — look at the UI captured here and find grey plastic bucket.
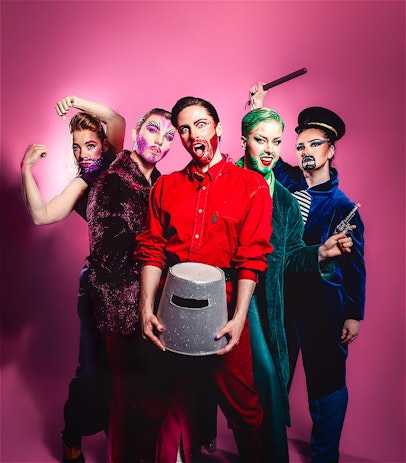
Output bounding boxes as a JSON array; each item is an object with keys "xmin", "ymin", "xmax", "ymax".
[{"xmin": 157, "ymin": 262, "xmax": 228, "ymax": 355}]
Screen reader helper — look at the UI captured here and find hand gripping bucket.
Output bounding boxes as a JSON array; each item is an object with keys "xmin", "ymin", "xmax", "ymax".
[{"xmin": 156, "ymin": 262, "xmax": 228, "ymax": 355}]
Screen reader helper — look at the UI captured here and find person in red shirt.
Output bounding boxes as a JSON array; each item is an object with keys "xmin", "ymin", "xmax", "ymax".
[{"xmin": 135, "ymin": 96, "xmax": 273, "ymax": 463}]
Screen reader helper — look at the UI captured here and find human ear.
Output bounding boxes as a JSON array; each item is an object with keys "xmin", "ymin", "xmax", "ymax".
[
  {"xmin": 215, "ymin": 122, "xmax": 223, "ymax": 137},
  {"xmin": 241, "ymin": 136, "xmax": 247, "ymax": 150}
]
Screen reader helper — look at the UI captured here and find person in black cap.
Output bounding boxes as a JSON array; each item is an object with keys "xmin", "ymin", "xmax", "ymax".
[
  {"xmin": 249, "ymin": 83, "xmax": 366, "ymax": 463},
  {"xmin": 293, "ymin": 106, "xmax": 346, "ymax": 176}
]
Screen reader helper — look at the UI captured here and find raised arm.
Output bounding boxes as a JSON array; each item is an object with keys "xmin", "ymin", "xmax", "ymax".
[
  {"xmin": 248, "ymin": 81, "xmax": 268, "ymax": 109},
  {"xmin": 55, "ymin": 95, "xmax": 126, "ymax": 153},
  {"xmin": 21, "ymin": 143, "xmax": 87, "ymax": 224}
]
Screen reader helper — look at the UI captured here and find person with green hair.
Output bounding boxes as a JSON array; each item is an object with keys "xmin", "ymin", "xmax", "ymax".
[{"xmin": 236, "ymin": 106, "xmax": 354, "ymax": 462}]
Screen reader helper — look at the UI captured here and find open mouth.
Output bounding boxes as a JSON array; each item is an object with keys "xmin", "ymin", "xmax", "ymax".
[
  {"xmin": 193, "ymin": 142, "xmax": 206, "ymax": 157},
  {"xmin": 260, "ymin": 155, "xmax": 274, "ymax": 166}
]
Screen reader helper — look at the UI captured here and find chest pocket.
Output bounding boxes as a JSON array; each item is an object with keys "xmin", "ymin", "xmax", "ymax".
[{"xmin": 210, "ymin": 197, "xmax": 245, "ymax": 254}]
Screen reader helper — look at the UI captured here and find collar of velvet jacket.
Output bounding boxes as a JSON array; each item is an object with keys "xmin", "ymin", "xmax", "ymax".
[{"xmin": 109, "ymin": 150, "xmax": 161, "ymax": 188}]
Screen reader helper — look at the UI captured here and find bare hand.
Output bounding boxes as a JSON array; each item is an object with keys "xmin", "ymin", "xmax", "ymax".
[
  {"xmin": 141, "ymin": 311, "xmax": 166, "ymax": 351},
  {"xmin": 21, "ymin": 143, "xmax": 48, "ymax": 168},
  {"xmin": 215, "ymin": 316, "xmax": 245, "ymax": 356},
  {"xmin": 319, "ymin": 226, "xmax": 355, "ymax": 260},
  {"xmin": 341, "ymin": 319, "xmax": 360, "ymax": 344},
  {"xmin": 249, "ymin": 81, "xmax": 267, "ymax": 109},
  {"xmin": 55, "ymin": 95, "xmax": 76, "ymax": 119}
]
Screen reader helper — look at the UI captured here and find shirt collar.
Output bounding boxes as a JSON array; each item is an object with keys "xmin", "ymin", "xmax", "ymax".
[{"xmin": 188, "ymin": 155, "xmax": 227, "ymax": 184}]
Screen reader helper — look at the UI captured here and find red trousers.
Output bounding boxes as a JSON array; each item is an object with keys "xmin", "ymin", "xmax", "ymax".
[
  {"xmin": 105, "ymin": 281, "xmax": 263, "ymax": 463},
  {"xmin": 155, "ymin": 280, "xmax": 263, "ymax": 462}
]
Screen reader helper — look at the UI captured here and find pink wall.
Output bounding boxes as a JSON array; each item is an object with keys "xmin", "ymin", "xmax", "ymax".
[{"xmin": 1, "ymin": 1, "xmax": 405, "ymax": 462}]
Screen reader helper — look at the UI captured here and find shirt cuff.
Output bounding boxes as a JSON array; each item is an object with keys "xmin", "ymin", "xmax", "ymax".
[
  {"xmin": 319, "ymin": 260, "xmax": 335, "ymax": 280},
  {"xmin": 238, "ymin": 269, "xmax": 258, "ymax": 282},
  {"xmin": 141, "ymin": 261, "xmax": 164, "ymax": 270}
]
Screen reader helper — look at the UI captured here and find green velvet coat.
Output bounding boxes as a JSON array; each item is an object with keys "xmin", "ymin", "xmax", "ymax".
[{"xmin": 248, "ymin": 179, "xmax": 333, "ymax": 461}]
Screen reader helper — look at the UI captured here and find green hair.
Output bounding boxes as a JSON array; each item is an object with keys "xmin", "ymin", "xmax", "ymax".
[{"xmin": 241, "ymin": 108, "xmax": 285, "ymax": 137}]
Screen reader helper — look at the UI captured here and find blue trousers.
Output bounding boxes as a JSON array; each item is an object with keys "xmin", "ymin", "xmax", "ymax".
[
  {"xmin": 285, "ymin": 295, "xmax": 349, "ymax": 462},
  {"xmin": 309, "ymin": 386, "xmax": 348, "ymax": 463}
]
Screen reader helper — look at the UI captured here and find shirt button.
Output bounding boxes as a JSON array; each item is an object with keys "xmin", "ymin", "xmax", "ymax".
[
  {"xmin": 198, "ymin": 209, "xmax": 203, "ymax": 213},
  {"xmin": 202, "ymin": 186, "xmax": 206, "ymax": 190},
  {"xmin": 195, "ymin": 234, "xmax": 199, "ymax": 239}
]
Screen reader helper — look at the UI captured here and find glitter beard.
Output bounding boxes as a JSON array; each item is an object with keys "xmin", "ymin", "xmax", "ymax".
[
  {"xmin": 301, "ymin": 155, "xmax": 317, "ymax": 170},
  {"xmin": 193, "ymin": 133, "xmax": 219, "ymax": 166},
  {"xmin": 134, "ymin": 133, "xmax": 148, "ymax": 156},
  {"xmin": 135, "ymin": 117, "xmax": 174, "ymax": 164},
  {"xmin": 247, "ymin": 151, "xmax": 274, "ymax": 182},
  {"xmin": 79, "ymin": 157, "xmax": 104, "ymax": 174},
  {"xmin": 136, "ymin": 132, "xmax": 162, "ymax": 163},
  {"xmin": 209, "ymin": 132, "xmax": 219, "ymax": 157},
  {"xmin": 160, "ymin": 147, "xmax": 171, "ymax": 160}
]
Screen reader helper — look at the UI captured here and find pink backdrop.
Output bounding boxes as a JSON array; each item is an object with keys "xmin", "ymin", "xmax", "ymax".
[{"xmin": 1, "ymin": 1, "xmax": 405, "ymax": 462}]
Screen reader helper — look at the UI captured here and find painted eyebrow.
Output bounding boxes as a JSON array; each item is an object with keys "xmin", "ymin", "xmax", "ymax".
[
  {"xmin": 254, "ymin": 135, "xmax": 281, "ymax": 141},
  {"xmin": 73, "ymin": 139, "xmax": 98, "ymax": 145},
  {"xmin": 298, "ymin": 138, "xmax": 326, "ymax": 143},
  {"xmin": 178, "ymin": 118, "xmax": 208, "ymax": 130},
  {"xmin": 194, "ymin": 118, "xmax": 209, "ymax": 125},
  {"xmin": 253, "ymin": 135, "xmax": 267, "ymax": 142},
  {"xmin": 146, "ymin": 120, "xmax": 161, "ymax": 129}
]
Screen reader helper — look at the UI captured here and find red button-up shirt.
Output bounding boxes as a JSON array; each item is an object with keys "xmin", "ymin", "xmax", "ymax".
[{"xmin": 135, "ymin": 155, "xmax": 273, "ymax": 281}]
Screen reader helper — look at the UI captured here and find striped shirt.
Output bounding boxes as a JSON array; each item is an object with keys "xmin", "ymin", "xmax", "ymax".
[{"xmin": 292, "ymin": 190, "xmax": 312, "ymax": 225}]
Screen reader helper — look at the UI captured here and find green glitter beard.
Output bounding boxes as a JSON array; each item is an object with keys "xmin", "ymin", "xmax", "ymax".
[{"xmin": 246, "ymin": 151, "xmax": 275, "ymax": 181}]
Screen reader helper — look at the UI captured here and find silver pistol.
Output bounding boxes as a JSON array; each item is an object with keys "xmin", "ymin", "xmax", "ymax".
[{"xmin": 334, "ymin": 203, "xmax": 361, "ymax": 235}]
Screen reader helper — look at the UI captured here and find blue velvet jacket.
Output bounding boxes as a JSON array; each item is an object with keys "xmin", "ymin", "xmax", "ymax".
[{"xmin": 273, "ymin": 158, "xmax": 366, "ymax": 322}]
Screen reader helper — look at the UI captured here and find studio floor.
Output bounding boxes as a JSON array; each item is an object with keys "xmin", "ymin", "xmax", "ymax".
[
  {"xmin": 1, "ymin": 350, "xmax": 386, "ymax": 463},
  {"xmin": 0, "ymin": 358, "xmax": 369, "ymax": 463}
]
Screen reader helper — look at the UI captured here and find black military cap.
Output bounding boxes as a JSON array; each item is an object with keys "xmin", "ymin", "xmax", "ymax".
[{"xmin": 295, "ymin": 106, "xmax": 346, "ymax": 142}]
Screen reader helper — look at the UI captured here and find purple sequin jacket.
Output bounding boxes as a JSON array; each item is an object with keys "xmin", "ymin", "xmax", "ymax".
[{"xmin": 87, "ymin": 150, "xmax": 160, "ymax": 335}]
